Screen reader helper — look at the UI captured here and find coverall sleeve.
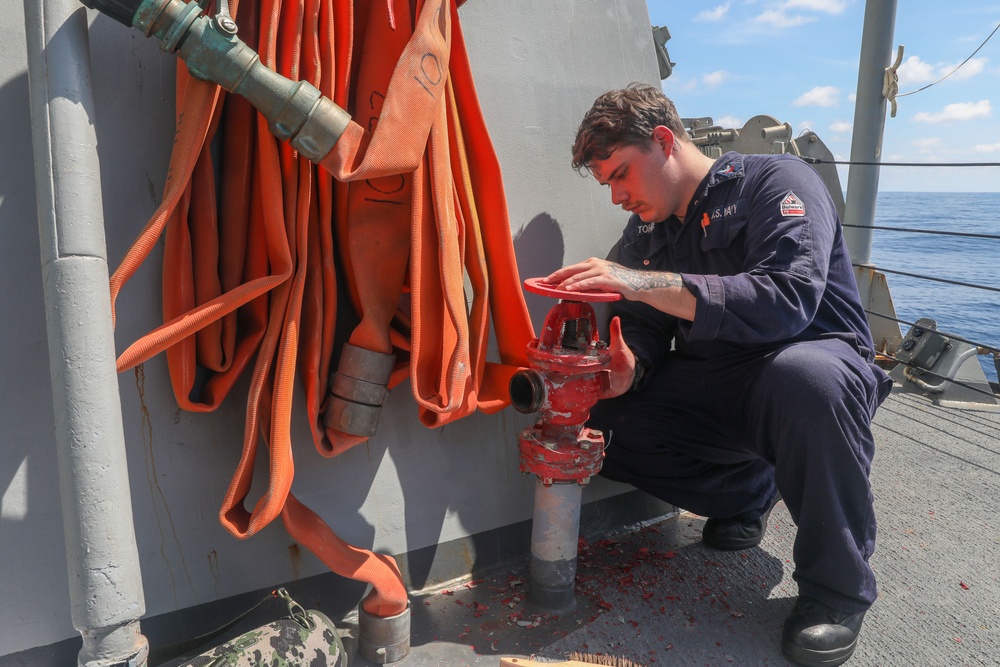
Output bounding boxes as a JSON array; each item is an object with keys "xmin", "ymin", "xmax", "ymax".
[
  {"xmin": 680, "ymin": 159, "xmax": 838, "ymax": 343},
  {"xmin": 606, "ymin": 238, "xmax": 677, "ymax": 376}
]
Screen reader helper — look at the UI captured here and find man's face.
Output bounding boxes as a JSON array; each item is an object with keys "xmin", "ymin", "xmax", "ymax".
[{"xmin": 590, "ymin": 134, "xmax": 676, "ymax": 223}]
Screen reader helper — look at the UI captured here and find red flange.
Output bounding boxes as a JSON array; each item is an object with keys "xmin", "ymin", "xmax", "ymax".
[
  {"xmin": 518, "ymin": 426, "xmax": 605, "ymax": 484},
  {"xmin": 523, "ymin": 276, "xmax": 622, "ymax": 302}
]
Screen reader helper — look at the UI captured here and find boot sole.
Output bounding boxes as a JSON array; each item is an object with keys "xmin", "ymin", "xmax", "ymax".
[{"xmin": 781, "ymin": 634, "xmax": 858, "ymax": 667}]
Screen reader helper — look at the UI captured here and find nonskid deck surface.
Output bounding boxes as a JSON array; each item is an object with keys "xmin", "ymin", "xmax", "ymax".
[{"xmin": 350, "ymin": 386, "xmax": 1000, "ymax": 667}]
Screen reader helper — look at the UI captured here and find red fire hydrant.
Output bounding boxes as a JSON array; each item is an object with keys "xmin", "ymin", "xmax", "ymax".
[{"xmin": 510, "ymin": 278, "xmax": 620, "ymax": 613}]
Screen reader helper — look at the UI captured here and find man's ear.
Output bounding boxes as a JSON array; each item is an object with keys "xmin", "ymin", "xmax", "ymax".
[{"xmin": 652, "ymin": 125, "xmax": 675, "ymax": 155}]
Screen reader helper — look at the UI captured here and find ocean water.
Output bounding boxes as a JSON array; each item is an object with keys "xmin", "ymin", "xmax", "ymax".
[{"xmin": 867, "ymin": 191, "xmax": 1000, "ymax": 383}]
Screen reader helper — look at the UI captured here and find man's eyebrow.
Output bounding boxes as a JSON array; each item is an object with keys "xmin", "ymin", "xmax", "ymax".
[
  {"xmin": 606, "ymin": 163, "xmax": 625, "ymax": 181},
  {"xmin": 595, "ymin": 163, "xmax": 623, "ymax": 185}
]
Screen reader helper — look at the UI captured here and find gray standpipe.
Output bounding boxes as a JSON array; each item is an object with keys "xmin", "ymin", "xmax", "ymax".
[
  {"xmin": 527, "ymin": 477, "xmax": 584, "ymax": 613},
  {"xmin": 843, "ymin": 0, "xmax": 898, "ymax": 265},
  {"xmin": 24, "ymin": 0, "xmax": 149, "ymax": 665}
]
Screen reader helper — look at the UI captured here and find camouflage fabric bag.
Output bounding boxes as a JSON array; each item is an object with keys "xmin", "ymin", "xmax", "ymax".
[{"xmin": 177, "ymin": 588, "xmax": 347, "ymax": 667}]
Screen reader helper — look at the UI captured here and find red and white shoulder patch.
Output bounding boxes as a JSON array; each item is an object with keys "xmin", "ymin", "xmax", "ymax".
[{"xmin": 780, "ymin": 192, "xmax": 805, "ymax": 217}]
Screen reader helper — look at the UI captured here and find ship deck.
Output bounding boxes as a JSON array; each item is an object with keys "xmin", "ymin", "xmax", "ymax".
[{"xmin": 343, "ymin": 381, "xmax": 1000, "ymax": 667}]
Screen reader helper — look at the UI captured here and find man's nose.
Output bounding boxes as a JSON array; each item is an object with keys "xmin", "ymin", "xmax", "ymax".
[{"xmin": 611, "ymin": 184, "xmax": 627, "ymax": 205}]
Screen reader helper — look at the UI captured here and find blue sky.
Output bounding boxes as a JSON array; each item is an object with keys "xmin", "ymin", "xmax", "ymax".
[{"xmin": 647, "ymin": 1, "xmax": 1000, "ymax": 192}]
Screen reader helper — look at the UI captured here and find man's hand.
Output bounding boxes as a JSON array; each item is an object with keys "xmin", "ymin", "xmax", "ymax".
[
  {"xmin": 545, "ymin": 257, "xmax": 635, "ymax": 297},
  {"xmin": 603, "ymin": 316, "xmax": 636, "ymax": 399},
  {"xmin": 546, "ymin": 257, "xmax": 697, "ymax": 322}
]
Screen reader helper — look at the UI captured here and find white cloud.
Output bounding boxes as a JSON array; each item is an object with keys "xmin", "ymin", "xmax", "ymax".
[
  {"xmin": 830, "ymin": 120, "xmax": 852, "ymax": 133},
  {"xmin": 943, "ymin": 57, "xmax": 988, "ymax": 81},
  {"xmin": 749, "ymin": 0, "xmax": 845, "ymax": 29},
  {"xmin": 913, "ymin": 137, "xmax": 943, "ymax": 153},
  {"xmin": 897, "ymin": 56, "xmax": 936, "ymax": 85},
  {"xmin": 716, "ymin": 115, "xmax": 743, "ymax": 128},
  {"xmin": 695, "ymin": 3, "xmax": 730, "ymax": 22},
  {"xmin": 913, "ymin": 99, "xmax": 992, "ymax": 123},
  {"xmin": 794, "ymin": 85, "xmax": 840, "ymax": 107},
  {"xmin": 702, "ymin": 70, "xmax": 731, "ymax": 87},
  {"xmin": 973, "ymin": 141, "xmax": 1000, "ymax": 153},
  {"xmin": 678, "ymin": 72, "xmax": 732, "ymax": 92},
  {"xmin": 752, "ymin": 9, "xmax": 816, "ymax": 29},
  {"xmin": 782, "ymin": 0, "xmax": 847, "ymax": 14},
  {"xmin": 897, "ymin": 55, "xmax": 989, "ymax": 87}
]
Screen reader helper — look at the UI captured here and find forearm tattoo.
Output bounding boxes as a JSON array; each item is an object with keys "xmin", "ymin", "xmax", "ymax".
[{"xmin": 609, "ymin": 264, "xmax": 683, "ymax": 292}]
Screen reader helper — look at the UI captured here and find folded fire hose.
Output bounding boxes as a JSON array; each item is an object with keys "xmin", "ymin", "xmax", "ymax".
[{"xmin": 92, "ymin": 0, "xmax": 533, "ymax": 632}]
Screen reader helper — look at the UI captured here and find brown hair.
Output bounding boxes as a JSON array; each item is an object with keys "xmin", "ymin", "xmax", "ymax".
[{"xmin": 571, "ymin": 82, "xmax": 688, "ymax": 173}]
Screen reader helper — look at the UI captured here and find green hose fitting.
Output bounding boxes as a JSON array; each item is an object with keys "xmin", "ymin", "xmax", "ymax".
[{"xmin": 82, "ymin": 0, "xmax": 351, "ymax": 162}]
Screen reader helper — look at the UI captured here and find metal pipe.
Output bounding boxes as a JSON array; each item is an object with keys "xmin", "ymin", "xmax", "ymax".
[
  {"xmin": 902, "ymin": 345, "xmax": 978, "ymax": 393},
  {"xmin": 843, "ymin": 0, "xmax": 898, "ymax": 265},
  {"xmin": 23, "ymin": 0, "xmax": 149, "ymax": 665},
  {"xmin": 527, "ymin": 478, "xmax": 582, "ymax": 614}
]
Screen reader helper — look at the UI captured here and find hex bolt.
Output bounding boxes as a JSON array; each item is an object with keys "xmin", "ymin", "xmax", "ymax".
[{"xmin": 215, "ymin": 15, "xmax": 238, "ymax": 35}]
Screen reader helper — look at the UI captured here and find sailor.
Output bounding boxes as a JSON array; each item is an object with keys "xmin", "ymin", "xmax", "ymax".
[{"xmin": 546, "ymin": 83, "xmax": 893, "ymax": 667}]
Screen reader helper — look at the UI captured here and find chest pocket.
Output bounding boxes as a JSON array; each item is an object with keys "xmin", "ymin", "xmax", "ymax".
[{"xmin": 700, "ymin": 212, "xmax": 747, "ymax": 251}]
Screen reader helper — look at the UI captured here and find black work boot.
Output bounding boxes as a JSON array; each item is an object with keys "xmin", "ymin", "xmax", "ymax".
[
  {"xmin": 781, "ymin": 595, "xmax": 867, "ymax": 666},
  {"xmin": 701, "ymin": 497, "xmax": 777, "ymax": 551}
]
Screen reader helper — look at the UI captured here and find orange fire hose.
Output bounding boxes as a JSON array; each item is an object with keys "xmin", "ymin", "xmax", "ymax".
[{"xmin": 109, "ymin": 0, "xmax": 532, "ymax": 617}]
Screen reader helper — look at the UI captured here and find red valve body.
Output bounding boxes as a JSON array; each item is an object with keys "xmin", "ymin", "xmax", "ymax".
[{"xmin": 514, "ymin": 298, "xmax": 613, "ymax": 484}]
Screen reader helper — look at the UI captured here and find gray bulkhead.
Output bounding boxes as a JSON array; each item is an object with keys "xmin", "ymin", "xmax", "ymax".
[{"xmin": 0, "ymin": 0, "xmax": 663, "ymax": 660}]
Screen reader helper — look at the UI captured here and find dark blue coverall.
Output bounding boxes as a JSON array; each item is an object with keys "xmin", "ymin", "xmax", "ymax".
[{"xmin": 589, "ymin": 151, "xmax": 893, "ymax": 613}]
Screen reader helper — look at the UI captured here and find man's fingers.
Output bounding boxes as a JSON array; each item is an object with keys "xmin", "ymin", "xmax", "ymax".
[
  {"xmin": 545, "ymin": 258, "xmax": 605, "ymax": 283},
  {"xmin": 545, "ymin": 263, "xmax": 586, "ymax": 284},
  {"xmin": 609, "ymin": 316, "xmax": 626, "ymax": 350},
  {"xmin": 599, "ymin": 316, "xmax": 635, "ymax": 399},
  {"xmin": 608, "ymin": 316, "xmax": 635, "ymax": 368}
]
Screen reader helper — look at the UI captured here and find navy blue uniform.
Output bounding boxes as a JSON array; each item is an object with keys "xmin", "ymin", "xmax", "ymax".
[{"xmin": 590, "ymin": 151, "xmax": 893, "ymax": 613}]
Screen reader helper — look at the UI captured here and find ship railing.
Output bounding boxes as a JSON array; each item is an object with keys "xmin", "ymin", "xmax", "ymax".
[
  {"xmin": 843, "ymin": 221, "xmax": 1000, "ymax": 399},
  {"xmin": 795, "ymin": 154, "xmax": 1000, "ymax": 400}
]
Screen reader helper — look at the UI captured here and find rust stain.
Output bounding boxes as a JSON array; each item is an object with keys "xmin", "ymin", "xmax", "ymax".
[
  {"xmin": 288, "ymin": 543, "xmax": 302, "ymax": 580},
  {"xmin": 207, "ymin": 549, "xmax": 220, "ymax": 591},
  {"xmin": 135, "ymin": 364, "xmax": 198, "ymax": 603},
  {"xmin": 457, "ymin": 536, "xmax": 476, "ymax": 573},
  {"xmin": 146, "ymin": 173, "xmax": 158, "ymax": 206},
  {"xmin": 136, "ymin": 364, "xmax": 174, "ymax": 601}
]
